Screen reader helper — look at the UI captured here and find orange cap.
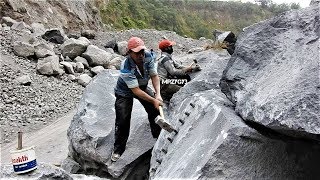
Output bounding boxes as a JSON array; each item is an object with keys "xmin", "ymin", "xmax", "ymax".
[
  {"xmin": 159, "ymin": 39, "xmax": 176, "ymax": 50},
  {"xmin": 127, "ymin": 37, "xmax": 146, "ymax": 52}
]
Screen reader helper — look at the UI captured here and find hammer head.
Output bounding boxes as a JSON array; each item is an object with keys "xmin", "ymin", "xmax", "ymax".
[
  {"xmin": 155, "ymin": 116, "xmax": 175, "ymax": 133},
  {"xmin": 193, "ymin": 59, "xmax": 198, "ymax": 64}
]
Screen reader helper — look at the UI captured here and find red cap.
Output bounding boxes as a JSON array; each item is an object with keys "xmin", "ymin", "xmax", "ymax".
[
  {"xmin": 127, "ymin": 37, "xmax": 146, "ymax": 52},
  {"xmin": 158, "ymin": 39, "xmax": 176, "ymax": 50}
]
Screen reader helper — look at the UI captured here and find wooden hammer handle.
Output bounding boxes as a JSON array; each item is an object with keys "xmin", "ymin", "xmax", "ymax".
[{"xmin": 159, "ymin": 106, "xmax": 164, "ymax": 118}]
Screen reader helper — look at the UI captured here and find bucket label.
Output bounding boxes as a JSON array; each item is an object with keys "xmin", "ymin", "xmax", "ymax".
[
  {"xmin": 13, "ymin": 159, "xmax": 37, "ymax": 172},
  {"xmin": 10, "ymin": 146, "xmax": 37, "ymax": 174}
]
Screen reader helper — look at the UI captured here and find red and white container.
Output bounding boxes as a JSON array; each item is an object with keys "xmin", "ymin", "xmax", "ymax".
[{"xmin": 10, "ymin": 146, "xmax": 37, "ymax": 174}]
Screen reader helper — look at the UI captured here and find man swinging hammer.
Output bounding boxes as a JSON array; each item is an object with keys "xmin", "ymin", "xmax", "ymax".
[{"xmin": 111, "ymin": 37, "xmax": 163, "ymax": 162}]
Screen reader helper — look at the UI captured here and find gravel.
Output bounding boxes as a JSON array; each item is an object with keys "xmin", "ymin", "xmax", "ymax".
[
  {"xmin": 0, "ymin": 29, "xmax": 84, "ymax": 144},
  {"xmin": 0, "ymin": 27, "xmax": 209, "ymax": 144}
]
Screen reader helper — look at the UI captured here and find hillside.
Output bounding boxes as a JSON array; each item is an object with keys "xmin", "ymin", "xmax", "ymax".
[{"xmin": 99, "ymin": 0, "xmax": 300, "ymax": 38}]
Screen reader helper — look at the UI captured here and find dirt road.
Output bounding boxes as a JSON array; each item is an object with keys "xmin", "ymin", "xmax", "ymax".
[{"xmin": 1, "ymin": 110, "xmax": 75, "ymax": 166}]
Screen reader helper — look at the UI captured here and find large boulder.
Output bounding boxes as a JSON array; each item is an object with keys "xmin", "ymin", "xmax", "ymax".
[
  {"xmin": 61, "ymin": 37, "xmax": 90, "ymax": 59},
  {"xmin": 82, "ymin": 45, "xmax": 113, "ymax": 67},
  {"xmin": 220, "ymin": 6, "xmax": 320, "ymax": 141},
  {"xmin": 67, "ymin": 70, "xmax": 158, "ymax": 178},
  {"xmin": 151, "ymin": 50, "xmax": 320, "ymax": 179}
]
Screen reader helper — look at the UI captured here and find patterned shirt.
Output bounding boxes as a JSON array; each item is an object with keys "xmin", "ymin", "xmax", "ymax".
[{"xmin": 114, "ymin": 52, "xmax": 157, "ymax": 97}]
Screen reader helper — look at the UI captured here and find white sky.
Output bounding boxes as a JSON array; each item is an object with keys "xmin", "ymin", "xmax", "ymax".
[{"xmin": 239, "ymin": 0, "xmax": 311, "ymax": 8}]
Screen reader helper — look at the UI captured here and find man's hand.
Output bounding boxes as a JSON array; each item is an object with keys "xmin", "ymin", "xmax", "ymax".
[
  {"xmin": 184, "ymin": 66, "xmax": 193, "ymax": 73},
  {"xmin": 155, "ymin": 93, "xmax": 163, "ymax": 103},
  {"xmin": 193, "ymin": 64, "xmax": 202, "ymax": 71},
  {"xmin": 153, "ymin": 98, "xmax": 163, "ymax": 110}
]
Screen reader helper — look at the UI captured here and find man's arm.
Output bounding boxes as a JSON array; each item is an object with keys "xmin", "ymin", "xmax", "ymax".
[
  {"xmin": 131, "ymin": 87, "xmax": 162, "ymax": 110},
  {"xmin": 163, "ymin": 60, "xmax": 192, "ymax": 76},
  {"xmin": 151, "ymin": 75, "xmax": 163, "ymax": 102},
  {"xmin": 172, "ymin": 59, "xmax": 184, "ymax": 69}
]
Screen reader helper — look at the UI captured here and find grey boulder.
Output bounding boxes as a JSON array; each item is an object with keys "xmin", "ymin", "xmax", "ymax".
[
  {"xmin": 67, "ymin": 70, "xmax": 157, "ymax": 178},
  {"xmin": 60, "ymin": 61, "xmax": 75, "ymax": 74},
  {"xmin": 16, "ymin": 75, "xmax": 32, "ymax": 85},
  {"xmin": 34, "ymin": 43, "xmax": 55, "ymax": 58},
  {"xmin": 77, "ymin": 74, "xmax": 92, "ymax": 87},
  {"xmin": 42, "ymin": 28, "xmax": 66, "ymax": 44},
  {"xmin": 90, "ymin": 66, "xmax": 105, "ymax": 75},
  {"xmin": 12, "ymin": 41, "xmax": 35, "ymax": 58},
  {"xmin": 11, "ymin": 21, "xmax": 32, "ymax": 32},
  {"xmin": 75, "ymin": 62, "xmax": 85, "ymax": 73},
  {"xmin": 36, "ymin": 55, "xmax": 64, "ymax": 75},
  {"xmin": 151, "ymin": 49, "xmax": 320, "ymax": 179},
  {"xmin": 31, "ymin": 22, "xmax": 46, "ymax": 37},
  {"xmin": 75, "ymin": 56, "xmax": 90, "ymax": 69},
  {"xmin": 220, "ymin": 6, "xmax": 320, "ymax": 141},
  {"xmin": 108, "ymin": 56, "xmax": 123, "ymax": 70},
  {"xmin": 82, "ymin": 45, "xmax": 113, "ymax": 67},
  {"xmin": 117, "ymin": 41, "xmax": 128, "ymax": 56},
  {"xmin": 1, "ymin": 16, "xmax": 17, "ymax": 27},
  {"xmin": 187, "ymin": 47, "xmax": 204, "ymax": 54},
  {"xmin": 61, "ymin": 37, "xmax": 90, "ymax": 59},
  {"xmin": 81, "ymin": 29, "xmax": 95, "ymax": 39}
]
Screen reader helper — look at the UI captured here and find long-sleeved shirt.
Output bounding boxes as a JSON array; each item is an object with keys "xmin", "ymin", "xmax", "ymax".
[{"xmin": 157, "ymin": 52, "xmax": 186, "ymax": 79}]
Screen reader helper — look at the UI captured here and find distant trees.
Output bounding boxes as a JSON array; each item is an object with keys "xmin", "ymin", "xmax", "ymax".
[
  {"xmin": 99, "ymin": 0, "xmax": 300, "ymax": 39},
  {"xmin": 255, "ymin": 0, "xmax": 272, "ymax": 8}
]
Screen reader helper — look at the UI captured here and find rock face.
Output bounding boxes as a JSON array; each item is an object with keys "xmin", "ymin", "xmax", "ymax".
[
  {"xmin": 67, "ymin": 70, "xmax": 158, "ymax": 178},
  {"xmin": 151, "ymin": 50, "xmax": 320, "ymax": 179},
  {"xmin": 220, "ymin": 6, "xmax": 320, "ymax": 141},
  {"xmin": 0, "ymin": 0, "xmax": 103, "ymax": 31}
]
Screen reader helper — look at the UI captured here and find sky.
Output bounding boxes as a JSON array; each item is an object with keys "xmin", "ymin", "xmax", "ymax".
[{"xmin": 226, "ymin": 0, "xmax": 312, "ymax": 8}]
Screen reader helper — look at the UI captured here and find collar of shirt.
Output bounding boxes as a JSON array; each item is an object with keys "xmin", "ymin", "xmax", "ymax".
[
  {"xmin": 127, "ymin": 55, "xmax": 146, "ymax": 78},
  {"xmin": 161, "ymin": 52, "xmax": 172, "ymax": 59}
]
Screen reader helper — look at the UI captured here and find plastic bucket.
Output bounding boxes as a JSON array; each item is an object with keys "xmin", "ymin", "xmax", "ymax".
[{"xmin": 10, "ymin": 146, "xmax": 37, "ymax": 174}]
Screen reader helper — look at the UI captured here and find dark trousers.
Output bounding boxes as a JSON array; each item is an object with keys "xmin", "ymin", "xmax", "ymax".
[{"xmin": 113, "ymin": 89, "xmax": 161, "ymax": 155}]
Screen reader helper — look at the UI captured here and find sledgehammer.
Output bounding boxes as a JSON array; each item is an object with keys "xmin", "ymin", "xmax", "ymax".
[
  {"xmin": 189, "ymin": 59, "xmax": 198, "ymax": 67},
  {"xmin": 155, "ymin": 106, "xmax": 177, "ymax": 134}
]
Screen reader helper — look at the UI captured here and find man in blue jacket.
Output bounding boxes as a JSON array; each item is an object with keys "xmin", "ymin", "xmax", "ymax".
[{"xmin": 111, "ymin": 37, "xmax": 163, "ymax": 162}]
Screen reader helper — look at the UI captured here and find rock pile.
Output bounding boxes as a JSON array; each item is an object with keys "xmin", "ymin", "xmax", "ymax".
[{"xmin": 0, "ymin": 14, "xmax": 209, "ymax": 150}]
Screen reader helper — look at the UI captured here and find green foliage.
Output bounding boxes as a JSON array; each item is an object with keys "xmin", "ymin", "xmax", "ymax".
[{"xmin": 99, "ymin": 0, "xmax": 299, "ymax": 39}]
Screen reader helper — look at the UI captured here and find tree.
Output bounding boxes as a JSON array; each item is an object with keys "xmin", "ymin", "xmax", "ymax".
[
  {"xmin": 290, "ymin": 3, "xmax": 300, "ymax": 9},
  {"xmin": 255, "ymin": 0, "xmax": 272, "ymax": 8}
]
